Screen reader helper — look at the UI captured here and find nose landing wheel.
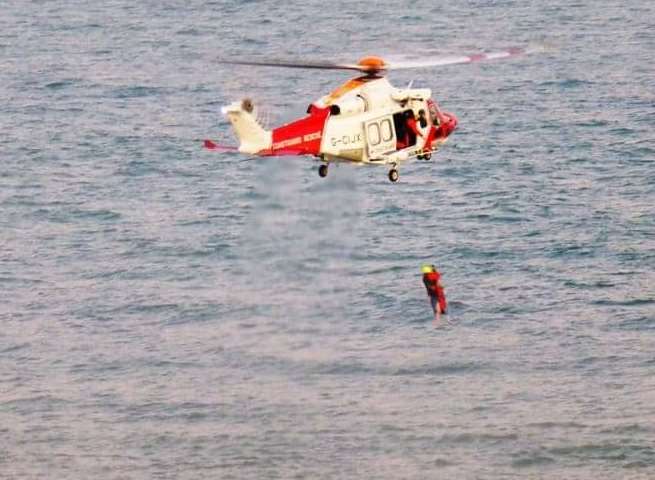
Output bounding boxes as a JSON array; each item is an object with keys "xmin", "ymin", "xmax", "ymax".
[
  {"xmin": 318, "ymin": 164, "xmax": 328, "ymax": 178},
  {"xmin": 388, "ymin": 168, "xmax": 399, "ymax": 183}
]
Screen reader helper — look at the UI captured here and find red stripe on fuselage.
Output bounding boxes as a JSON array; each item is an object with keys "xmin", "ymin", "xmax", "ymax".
[{"xmin": 261, "ymin": 106, "xmax": 330, "ymax": 156}]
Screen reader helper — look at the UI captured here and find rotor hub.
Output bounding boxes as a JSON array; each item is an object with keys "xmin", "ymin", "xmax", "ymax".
[{"xmin": 356, "ymin": 55, "xmax": 387, "ymax": 73}]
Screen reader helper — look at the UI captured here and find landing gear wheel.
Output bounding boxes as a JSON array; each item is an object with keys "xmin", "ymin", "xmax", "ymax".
[
  {"xmin": 318, "ymin": 164, "xmax": 328, "ymax": 178},
  {"xmin": 388, "ymin": 168, "xmax": 399, "ymax": 183},
  {"xmin": 423, "ymin": 152, "xmax": 432, "ymax": 160}
]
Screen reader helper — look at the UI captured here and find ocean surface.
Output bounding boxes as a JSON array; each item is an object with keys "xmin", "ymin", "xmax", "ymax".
[{"xmin": 2, "ymin": 1, "xmax": 654, "ymax": 478}]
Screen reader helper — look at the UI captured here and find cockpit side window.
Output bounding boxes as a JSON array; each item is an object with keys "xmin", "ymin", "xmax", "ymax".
[{"xmin": 427, "ymin": 99, "xmax": 440, "ymax": 126}]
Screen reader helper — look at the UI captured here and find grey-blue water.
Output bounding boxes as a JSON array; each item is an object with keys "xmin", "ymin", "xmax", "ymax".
[{"xmin": 2, "ymin": 1, "xmax": 654, "ymax": 478}]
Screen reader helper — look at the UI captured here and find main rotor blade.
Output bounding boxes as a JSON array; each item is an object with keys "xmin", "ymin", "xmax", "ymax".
[
  {"xmin": 217, "ymin": 45, "xmax": 544, "ymax": 74},
  {"xmin": 218, "ymin": 58, "xmax": 363, "ymax": 72},
  {"xmin": 387, "ymin": 45, "xmax": 544, "ymax": 70}
]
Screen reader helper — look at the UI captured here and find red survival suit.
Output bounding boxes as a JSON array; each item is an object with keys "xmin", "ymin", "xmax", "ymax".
[
  {"xmin": 423, "ymin": 270, "xmax": 447, "ymax": 314},
  {"xmin": 397, "ymin": 113, "xmax": 423, "ymax": 150}
]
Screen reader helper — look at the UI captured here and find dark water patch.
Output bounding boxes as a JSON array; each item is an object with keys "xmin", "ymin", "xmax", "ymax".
[
  {"xmin": 599, "ymin": 423, "xmax": 652, "ymax": 435},
  {"xmin": 487, "ymin": 215, "xmax": 527, "ymax": 223},
  {"xmin": 546, "ymin": 442, "xmax": 655, "ymax": 465},
  {"xmin": 452, "ymin": 245, "xmax": 517, "ymax": 260},
  {"xmin": 241, "ymin": 37, "xmax": 267, "ymax": 47},
  {"xmin": 433, "ymin": 457, "xmax": 457, "ymax": 467},
  {"xmin": 438, "ymin": 431, "xmax": 519, "ymax": 445},
  {"xmin": 369, "ymin": 204, "xmax": 404, "ymax": 216},
  {"xmin": 111, "ymin": 86, "xmax": 168, "ymax": 99},
  {"xmin": 0, "ymin": 275, "xmax": 46, "ymax": 287},
  {"xmin": 78, "ymin": 268, "xmax": 132, "ymax": 280},
  {"xmin": 576, "ymin": 354, "xmax": 625, "ymax": 369},
  {"xmin": 167, "ymin": 167, "xmax": 206, "ymax": 179},
  {"xmin": 113, "ymin": 135, "xmax": 144, "ymax": 146},
  {"xmin": 592, "ymin": 298, "xmax": 654, "ymax": 307},
  {"xmin": 176, "ymin": 218, "xmax": 211, "ymax": 227},
  {"xmin": 563, "ymin": 279, "xmax": 615, "ymax": 289},
  {"xmin": 146, "ymin": 359, "xmax": 200, "ymax": 370},
  {"xmin": 115, "ymin": 401, "xmax": 227, "ymax": 423},
  {"xmin": 69, "ymin": 361, "xmax": 123, "ymax": 376},
  {"xmin": 363, "ymin": 291, "xmax": 395, "ymax": 308},
  {"xmin": 0, "ymin": 342, "xmax": 31, "ymax": 354},
  {"xmin": 349, "ymin": 251, "xmax": 423, "ymax": 263},
  {"xmin": 151, "ymin": 242, "xmax": 234, "ymax": 259},
  {"xmin": 526, "ymin": 421, "xmax": 589, "ymax": 430},
  {"xmin": 392, "ymin": 361, "xmax": 486, "ymax": 376},
  {"xmin": 2, "ymin": 395, "xmax": 72, "ymax": 414},
  {"xmin": 75, "ymin": 299, "xmax": 240, "ymax": 327},
  {"xmin": 70, "ymin": 301, "xmax": 180, "ymax": 324},
  {"xmin": 608, "ymin": 127, "xmax": 638, "ymax": 137},
  {"xmin": 463, "ymin": 189, "xmax": 511, "ymax": 199},
  {"xmin": 612, "ymin": 316, "xmax": 655, "ymax": 331},
  {"xmin": 70, "ymin": 208, "xmax": 122, "ymax": 222},
  {"xmin": 122, "ymin": 302, "xmax": 180, "ymax": 315},
  {"xmin": 511, "ymin": 453, "xmax": 556, "ymax": 468},
  {"xmin": 546, "ymin": 242, "xmax": 596, "ymax": 258},
  {"xmin": 312, "ymin": 361, "xmax": 379, "ymax": 376},
  {"xmin": 575, "ymin": 119, "xmax": 610, "ymax": 128},
  {"xmin": 565, "ymin": 156, "xmax": 592, "ymax": 164},
  {"xmin": 176, "ymin": 28, "xmax": 201, "ymax": 36},
  {"xmin": 608, "ymin": 270, "xmax": 644, "ymax": 277},
  {"xmin": 521, "ymin": 229, "xmax": 543, "ymax": 237},
  {"xmin": 615, "ymin": 250, "xmax": 654, "ymax": 264},
  {"xmin": 32, "ymin": 207, "xmax": 75, "ymax": 224},
  {"xmin": 114, "ymin": 159, "xmax": 160, "ymax": 177},
  {"xmin": 538, "ymin": 78, "xmax": 595, "ymax": 89},
  {"xmin": 164, "ymin": 303, "xmax": 223, "ymax": 326},
  {"xmin": 314, "ymin": 360, "xmax": 487, "ymax": 377},
  {"xmin": 365, "ymin": 264, "xmax": 406, "ymax": 275},
  {"xmin": 44, "ymin": 79, "xmax": 78, "ymax": 90}
]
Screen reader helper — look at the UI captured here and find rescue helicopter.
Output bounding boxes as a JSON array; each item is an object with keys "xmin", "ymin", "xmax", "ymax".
[{"xmin": 204, "ymin": 47, "xmax": 539, "ymax": 182}]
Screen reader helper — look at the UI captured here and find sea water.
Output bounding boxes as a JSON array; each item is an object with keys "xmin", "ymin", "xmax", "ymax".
[{"xmin": 1, "ymin": 1, "xmax": 654, "ymax": 478}]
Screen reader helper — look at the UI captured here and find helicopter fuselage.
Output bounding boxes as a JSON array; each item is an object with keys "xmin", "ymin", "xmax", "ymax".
[{"xmin": 221, "ymin": 74, "xmax": 458, "ymax": 182}]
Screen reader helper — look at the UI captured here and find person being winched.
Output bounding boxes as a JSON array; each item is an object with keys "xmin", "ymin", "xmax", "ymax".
[{"xmin": 421, "ymin": 264, "xmax": 448, "ymax": 320}]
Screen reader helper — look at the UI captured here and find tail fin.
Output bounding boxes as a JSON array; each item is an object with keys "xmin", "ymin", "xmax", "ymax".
[{"xmin": 221, "ymin": 99, "xmax": 272, "ymax": 154}]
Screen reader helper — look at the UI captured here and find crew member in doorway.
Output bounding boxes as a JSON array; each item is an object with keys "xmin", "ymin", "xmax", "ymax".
[
  {"xmin": 417, "ymin": 109, "xmax": 429, "ymax": 134},
  {"xmin": 416, "ymin": 109, "xmax": 430, "ymax": 159},
  {"xmin": 421, "ymin": 264, "xmax": 447, "ymax": 320},
  {"xmin": 405, "ymin": 109, "xmax": 423, "ymax": 147}
]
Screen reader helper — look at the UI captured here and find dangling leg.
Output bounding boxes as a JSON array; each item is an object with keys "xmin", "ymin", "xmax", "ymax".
[{"xmin": 430, "ymin": 295, "xmax": 441, "ymax": 326}]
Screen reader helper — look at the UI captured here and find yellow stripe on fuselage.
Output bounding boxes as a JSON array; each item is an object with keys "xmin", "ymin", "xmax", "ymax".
[{"xmin": 322, "ymin": 76, "xmax": 375, "ymax": 105}]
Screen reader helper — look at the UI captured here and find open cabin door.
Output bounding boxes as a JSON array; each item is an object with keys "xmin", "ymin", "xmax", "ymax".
[{"xmin": 365, "ymin": 115, "xmax": 396, "ymax": 159}]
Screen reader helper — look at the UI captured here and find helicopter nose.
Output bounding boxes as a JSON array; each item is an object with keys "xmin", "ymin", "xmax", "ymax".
[
  {"xmin": 448, "ymin": 113, "xmax": 459, "ymax": 130},
  {"xmin": 441, "ymin": 111, "xmax": 458, "ymax": 137}
]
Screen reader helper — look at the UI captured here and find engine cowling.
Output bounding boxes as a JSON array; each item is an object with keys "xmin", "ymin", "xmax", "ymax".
[{"xmin": 330, "ymin": 95, "xmax": 367, "ymax": 116}]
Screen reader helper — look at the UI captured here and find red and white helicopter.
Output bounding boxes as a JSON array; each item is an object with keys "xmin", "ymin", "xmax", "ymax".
[{"xmin": 204, "ymin": 47, "xmax": 539, "ymax": 182}]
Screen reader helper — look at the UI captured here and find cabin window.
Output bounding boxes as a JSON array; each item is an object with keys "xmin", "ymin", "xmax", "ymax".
[
  {"xmin": 367, "ymin": 123, "xmax": 381, "ymax": 145},
  {"xmin": 380, "ymin": 119, "xmax": 393, "ymax": 142}
]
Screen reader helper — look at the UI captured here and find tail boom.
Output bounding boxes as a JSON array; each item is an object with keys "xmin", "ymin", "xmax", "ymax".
[{"xmin": 222, "ymin": 100, "xmax": 330, "ymax": 157}]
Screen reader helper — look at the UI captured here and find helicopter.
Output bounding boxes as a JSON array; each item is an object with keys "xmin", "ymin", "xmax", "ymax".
[{"xmin": 204, "ymin": 47, "xmax": 539, "ymax": 182}]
